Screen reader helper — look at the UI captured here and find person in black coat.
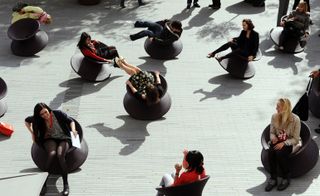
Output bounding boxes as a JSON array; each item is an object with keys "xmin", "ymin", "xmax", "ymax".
[
  {"xmin": 129, "ymin": 19, "xmax": 183, "ymax": 45},
  {"xmin": 207, "ymin": 19, "xmax": 259, "ymax": 62},
  {"xmin": 25, "ymin": 103, "xmax": 78, "ymax": 196}
]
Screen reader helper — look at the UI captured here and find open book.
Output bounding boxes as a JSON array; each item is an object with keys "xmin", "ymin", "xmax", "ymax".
[{"xmin": 70, "ymin": 132, "xmax": 81, "ymax": 148}]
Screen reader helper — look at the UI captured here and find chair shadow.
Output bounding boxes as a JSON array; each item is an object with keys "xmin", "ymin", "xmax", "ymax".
[
  {"xmin": 19, "ymin": 168, "xmax": 42, "ymax": 173},
  {"xmin": 137, "ymin": 56, "xmax": 169, "ymax": 76},
  {"xmin": 247, "ymin": 164, "xmax": 320, "ymax": 195},
  {"xmin": 49, "ymin": 75, "xmax": 122, "ymax": 109},
  {"xmin": 0, "ymin": 135, "xmax": 10, "ymax": 142},
  {"xmin": 304, "ymin": 33, "xmax": 320, "ymax": 69},
  {"xmin": 194, "ymin": 74, "xmax": 252, "ymax": 101},
  {"xmin": 260, "ymin": 36, "xmax": 301, "ymax": 75},
  {"xmin": 225, "ymin": 1, "xmax": 265, "ymax": 15},
  {"xmin": 88, "ymin": 115, "xmax": 165, "ymax": 155},
  {"xmin": 170, "ymin": 7, "xmax": 195, "ymax": 22},
  {"xmin": 184, "ymin": 7, "xmax": 217, "ymax": 30}
]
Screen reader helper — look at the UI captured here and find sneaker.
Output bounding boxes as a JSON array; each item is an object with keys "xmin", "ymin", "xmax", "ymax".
[
  {"xmin": 138, "ymin": 2, "xmax": 146, "ymax": 6},
  {"xmin": 119, "ymin": 56, "xmax": 125, "ymax": 61},
  {"xmin": 129, "ymin": 35, "xmax": 135, "ymax": 41},
  {"xmin": 115, "ymin": 57, "xmax": 121, "ymax": 66},
  {"xmin": 193, "ymin": 3, "xmax": 200, "ymax": 7},
  {"xmin": 113, "ymin": 59, "xmax": 120, "ymax": 68},
  {"xmin": 277, "ymin": 179, "xmax": 290, "ymax": 191},
  {"xmin": 265, "ymin": 179, "xmax": 277, "ymax": 192},
  {"xmin": 186, "ymin": 4, "xmax": 191, "ymax": 9}
]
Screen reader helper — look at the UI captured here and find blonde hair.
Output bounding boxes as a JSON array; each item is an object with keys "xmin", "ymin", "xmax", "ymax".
[
  {"xmin": 296, "ymin": 1, "xmax": 308, "ymax": 13},
  {"xmin": 275, "ymin": 98, "xmax": 292, "ymax": 129}
]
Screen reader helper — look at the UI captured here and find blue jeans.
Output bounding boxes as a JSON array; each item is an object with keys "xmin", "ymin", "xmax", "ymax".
[{"xmin": 130, "ymin": 21, "xmax": 163, "ymax": 41}]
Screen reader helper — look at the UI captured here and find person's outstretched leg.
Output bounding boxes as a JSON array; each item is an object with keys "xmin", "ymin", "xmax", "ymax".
[
  {"xmin": 117, "ymin": 60, "xmax": 140, "ymax": 76},
  {"xmin": 208, "ymin": 42, "xmax": 236, "ymax": 59},
  {"xmin": 57, "ymin": 141, "xmax": 70, "ymax": 196},
  {"xmin": 156, "ymin": 173, "xmax": 174, "ymax": 196},
  {"xmin": 42, "ymin": 140, "xmax": 57, "ymax": 195},
  {"xmin": 130, "ymin": 30, "xmax": 155, "ymax": 41},
  {"xmin": 43, "ymin": 140, "xmax": 57, "ymax": 171},
  {"xmin": 278, "ymin": 29, "xmax": 289, "ymax": 50}
]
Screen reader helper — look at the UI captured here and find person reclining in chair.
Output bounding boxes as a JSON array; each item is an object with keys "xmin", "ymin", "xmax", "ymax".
[
  {"xmin": 129, "ymin": 19, "xmax": 183, "ymax": 45},
  {"xmin": 11, "ymin": 2, "xmax": 52, "ymax": 24},
  {"xmin": 278, "ymin": 1, "xmax": 310, "ymax": 50}
]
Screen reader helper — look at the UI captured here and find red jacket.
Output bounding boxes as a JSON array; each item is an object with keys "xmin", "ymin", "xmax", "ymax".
[
  {"xmin": 173, "ymin": 169, "xmax": 206, "ymax": 186},
  {"xmin": 80, "ymin": 40, "xmax": 107, "ymax": 62}
]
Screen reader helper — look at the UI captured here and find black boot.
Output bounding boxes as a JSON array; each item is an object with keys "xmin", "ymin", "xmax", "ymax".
[
  {"xmin": 62, "ymin": 184, "xmax": 69, "ymax": 196},
  {"xmin": 120, "ymin": 0, "xmax": 125, "ymax": 8},
  {"xmin": 138, "ymin": 0, "xmax": 145, "ymax": 6},
  {"xmin": 129, "ymin": 31, "xmax": 146, "ymax": 41}
]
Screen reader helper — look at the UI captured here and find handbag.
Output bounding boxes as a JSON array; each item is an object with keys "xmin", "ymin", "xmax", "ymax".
[
  {"xmin": 0, "ymin": 122, "xmax": 14, "ymax": 137},
  {"xmin": 292, "ymin": 78, "xmax": 312, "ymax": 121}
]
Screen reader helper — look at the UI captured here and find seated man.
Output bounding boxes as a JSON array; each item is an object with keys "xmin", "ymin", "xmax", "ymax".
[
  {"xmin": 129, "ymin": 19, "xmax": 182, "ymax": 45},
  {"xmin": 11, "ymin": 2, "xmax": 52, "ymax": 24}
]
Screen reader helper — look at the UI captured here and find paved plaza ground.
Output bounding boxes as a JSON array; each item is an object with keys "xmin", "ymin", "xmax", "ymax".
[{"xmin": 0, "ymin": 0, "xmax": 320, "ymax": 195}]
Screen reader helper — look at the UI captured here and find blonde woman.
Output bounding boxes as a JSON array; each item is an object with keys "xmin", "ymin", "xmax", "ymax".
[{"xmin": 265, "ymin": 98, "xmax": 301, "ymax": 191}]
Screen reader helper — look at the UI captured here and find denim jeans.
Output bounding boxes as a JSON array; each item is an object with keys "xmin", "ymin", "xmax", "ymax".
[{"xmin": 130, "ymin": 21, "xmax": 163, "ymax": 41}]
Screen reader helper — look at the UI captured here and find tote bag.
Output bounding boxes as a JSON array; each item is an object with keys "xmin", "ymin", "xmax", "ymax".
[{"xmin": 292, "ymin": 78, "xmax": 312, "ymax": 121}]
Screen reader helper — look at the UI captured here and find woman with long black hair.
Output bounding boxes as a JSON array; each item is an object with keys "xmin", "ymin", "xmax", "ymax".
[
  {"xmin": 77, "ymin": 32, "xmax": 122, "ymax": 67},
  {"xmin": 25, "ymin": 103, "xmax": 78, "ymax": 196}
]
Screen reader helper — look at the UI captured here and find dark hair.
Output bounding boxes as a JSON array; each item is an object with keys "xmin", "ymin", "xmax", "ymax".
[
  {"xmin": 32, "ymin": 103, "xmax": 52, "ymax": 143},
  {"xmin": 242, "ymin": 19, "xmax": 255, "ymax": 30},
  {"xmin": 170, "ymin": 20, "xmax": 182, "ymax": 30},
  {"xmin": 77, "ymin": 32, "xmax": 91, "ymax": 50},
  {"xmin": 12, "ymin": 2, "xmax": 28, "ymax": 12},
  {"xmin": 145, "ymin": 84, "xmax": 160, "ymax": 105},
  {"xmin": 185, "ymin": 150, "xmax": 204, "ymax": 174}
]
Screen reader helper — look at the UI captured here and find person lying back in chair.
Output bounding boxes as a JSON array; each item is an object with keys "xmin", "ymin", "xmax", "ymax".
[
  {"xmin": 129, "ymin": 19, "xmax": 183, "ymax": 45},
  {"xmin": 11, "ymin": 2, "xmax": 52, "ymax": 24}
]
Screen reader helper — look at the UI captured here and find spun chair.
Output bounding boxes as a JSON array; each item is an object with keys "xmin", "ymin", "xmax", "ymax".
[
  {"xmin": 70, "ymin": 52, "xmax": 112, "ymax": 82},
  {"xmin": 0, "ymin": 78, "xmax": 8, "ymax": 118},
  {"xmin": 308, "ymin": 77, "xmax": 320, "ymax": 118},
  {"xmin": 260, "ymin": 122, "xmax": 319, "ymax": 178},
  {"xmin": 156, "ymin": 175, "xmax": 210, "ymax": 196},
  {"xmin": 218, "ymin": 49, "xmax": 262, "ymax": 79},
  {"xmin": 31, "ymin": 119, "xmax": 89, "ymax": 174},
  {"xmin": 7, "ymin": 18, "xmax": 48, "ymax": 56},
  {"xmin": 270, "ymin": 15, "xmax": 306, "ymax": 53},
  {"xmin": 123, "ymin": 72, "xmax": 171, "ymax": 120},
  {"xmin": 144, "ymin": 38, "xmax": 183, "ymax": 60}
]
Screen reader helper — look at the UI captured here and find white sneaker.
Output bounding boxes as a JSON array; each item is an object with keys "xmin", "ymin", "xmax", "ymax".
[{"xmin": 115, "ymin": 57, "xmax": 121, "ymax": 65}]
